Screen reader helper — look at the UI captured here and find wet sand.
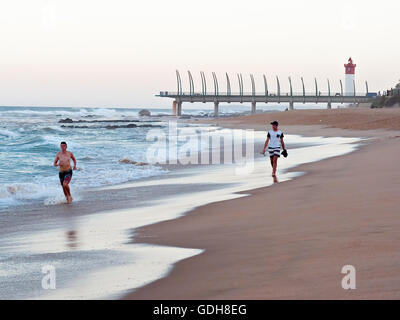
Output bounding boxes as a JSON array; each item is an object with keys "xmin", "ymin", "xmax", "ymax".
[{"xmin": 126, "ymin": 108, "xmax": 400, "ymax": 299}]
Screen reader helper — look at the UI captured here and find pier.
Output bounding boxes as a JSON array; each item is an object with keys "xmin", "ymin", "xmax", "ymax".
[{"xmin": 157, "ymin": 71, "xmax": 374, "ymax": 117}]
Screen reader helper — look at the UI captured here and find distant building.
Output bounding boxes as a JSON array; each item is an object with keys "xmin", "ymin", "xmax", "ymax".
[{"xmin": 344, "ymin": 57, "xmax": 356, "ymax": 96}]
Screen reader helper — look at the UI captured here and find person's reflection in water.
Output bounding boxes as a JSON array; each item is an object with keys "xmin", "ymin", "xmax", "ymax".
[
  {"xmin": 66, "ymin": 230, "xmax": 78, "ymax": 249},
  {"xmin": 62, "ymin": 211, "xmax": 79, "ymax": 250}
]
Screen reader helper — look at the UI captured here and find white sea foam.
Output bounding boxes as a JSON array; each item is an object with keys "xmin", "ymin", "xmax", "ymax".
[
  {"xmin": 0, "ymin": 165, "xmax": 167, "ymax": 209},
  {"xmin": 43, "ymin": 196, "xmax": 68, "ymax": 206},
  {"xmin": 0, "ymin": 106, "xmax": 222, "ymax": 210},
  {"xmin": 0, "ymin": 107, "xmax": 141, "ymax": 120},
  {"xmin": 0, "ymin": 129, "xmax": 20, "ymax": 138},
  {"xmin": 0, "ymin": 183, "xmax": 59, "ymax": 203},
  {"xmin": 40, "ymin": 135, "xmax": 84, "ymax": 148}
]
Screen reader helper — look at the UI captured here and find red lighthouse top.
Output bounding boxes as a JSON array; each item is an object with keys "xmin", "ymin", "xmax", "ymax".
[{"xmin": 344, "ymin": 57, "xmax": 356, "ymax": 75}]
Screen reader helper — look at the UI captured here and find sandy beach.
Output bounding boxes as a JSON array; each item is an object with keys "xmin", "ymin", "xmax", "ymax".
[
  {"xmin": 126, "ymin": 108, "xmax": 400, "ymax": 299},
  {"xmin": 2, "ymin": 107, "xmax": 400, "ymax": 299}
]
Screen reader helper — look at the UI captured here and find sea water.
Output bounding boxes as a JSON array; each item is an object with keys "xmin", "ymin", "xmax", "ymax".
[{"xmin": 0, "ymin": 106, "xmax": 239, "ymax": 210}]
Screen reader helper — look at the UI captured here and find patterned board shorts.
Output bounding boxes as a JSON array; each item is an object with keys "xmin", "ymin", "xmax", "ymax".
[
  {"xmin": 268, "ymin": 147, "xmax": 281, "ymax": 157},
  {"xmin": 59, "ymin": 169, "xmax": 73, "ymax": 185}
]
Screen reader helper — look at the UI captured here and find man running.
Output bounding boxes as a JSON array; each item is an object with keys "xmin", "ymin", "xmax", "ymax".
[
  {"xmin": 262, "ymin": 121, "xmax": 286, "ymax": 177},
  {"xmin": 53, "ymin": 141, "xmax": 77, "ymax": 203}
]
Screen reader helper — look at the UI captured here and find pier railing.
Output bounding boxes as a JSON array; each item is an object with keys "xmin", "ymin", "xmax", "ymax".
[
  {"xmin": 158, "ymin": 91, "xmax": 369, "ymax": 97},
  {"xmin": 157, "ymin": 71, "xmax": 375, "ymax": 116}
]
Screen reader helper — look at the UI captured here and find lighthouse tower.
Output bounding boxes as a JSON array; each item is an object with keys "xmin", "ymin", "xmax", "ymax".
[{"xmin": 344, "ymin": 57, "xmax": 356, "ymax": 96}]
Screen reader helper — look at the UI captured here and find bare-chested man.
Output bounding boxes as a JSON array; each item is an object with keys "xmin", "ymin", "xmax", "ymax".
[{"xmin": 53, "ymin": 141, "xmax": 77, "ymax": 203}]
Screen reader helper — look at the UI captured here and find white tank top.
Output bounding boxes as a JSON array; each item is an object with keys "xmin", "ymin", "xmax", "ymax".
[{"xmin": 268, "ymin": 130, "xmax": 284, "ymax": 148}]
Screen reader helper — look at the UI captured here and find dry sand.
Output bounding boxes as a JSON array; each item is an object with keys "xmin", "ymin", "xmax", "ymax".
[{"xmin": 126, "ymin": 108, "xmax": 400, "ymax": 299}]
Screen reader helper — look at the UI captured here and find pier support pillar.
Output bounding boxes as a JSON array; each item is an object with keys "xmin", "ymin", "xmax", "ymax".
[
  {"xmin": 214, "ymin": 101, "xmax": 219, "ymax": 118},
  {"xmin": 289, "ymin": 101, "xmax": 294, "ymax": 110},
  {"xmin": 327, "ymin": 102, "xmax": 332, "ymax": 109},
  {"xmin": 172, "ymin": 101, "xmax": 177, "ymax": 116},
  {"xmin": 251, "ymin": 101, "xmax": 256, "ymax": 114},
  {"xmin": 177, "ymin": 101, "xmax": 182, "ymax": 116}
]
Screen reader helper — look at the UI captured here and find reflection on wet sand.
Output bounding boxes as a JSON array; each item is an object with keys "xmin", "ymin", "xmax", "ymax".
[
  {"xmin": 66, "ymin": 230, "xmax": 78, "ymax": 249},
  {"xmin": 62, "ymin": 212, "xmax": 79, "ymax": 250}
]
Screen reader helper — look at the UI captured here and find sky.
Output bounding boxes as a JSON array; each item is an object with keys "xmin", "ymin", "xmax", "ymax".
[{"xmin": 0, "ymin": 0, "xmax": 399, "ymax": 108}]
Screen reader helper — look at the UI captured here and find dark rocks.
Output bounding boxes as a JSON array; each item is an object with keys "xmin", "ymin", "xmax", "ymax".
[
  {"xmin": 61, "ymin": 125, "xmax": 89, "ymax": 128},
  {"xmin": 105, "ymin": 124, "xmax": 137, "ymax": 129},
  {"xmin": 138, "ymin": 109, "xmax": 151, "ymax": 117},
  {"xmin": 60, "ymin": 123, "xmax": 163, "ymax": 129},
  {"xmin": 59, "ymin": 118, "xmax": 74, "ymax": 123},
  {"xmin": 59, "ymin": 118, "xmax": 139, "ymax": 123},
  {"xmin": 119, "ymin": 158, "xmax": 148, "ymax": 166}
]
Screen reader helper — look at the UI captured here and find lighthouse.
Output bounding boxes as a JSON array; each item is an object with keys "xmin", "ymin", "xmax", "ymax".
[{"xmin": 344, "ymin": 57, "xmax": 356, "ymax": 96}]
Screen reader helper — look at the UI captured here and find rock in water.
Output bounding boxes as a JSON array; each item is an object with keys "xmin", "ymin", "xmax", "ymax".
[
  {"xmin": 138, "ymin": 109, "xmax": 151, "ymax": 117},
  {"xmin": 119, "ymin": 158, "xmax": 137, "ymax": 164},
  {"xmin": 59, "ymin": 118, "xmax": 74, "ymax": 123},
  {"xmin": 119, "ymin": 158, "xmax": 148, "ymax": 166},
  {"xmin": 135, "ymin": 162, "xmax": 148, "ymax": 166}
]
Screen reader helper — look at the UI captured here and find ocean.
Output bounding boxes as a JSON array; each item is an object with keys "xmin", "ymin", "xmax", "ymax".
[
  {"xmin": 0, "ymin": 106, "xmax": 230, "ymax": 210},
  {"xmin": 0, "ymin": 103, "xmax": 335, "ymax": 210}
]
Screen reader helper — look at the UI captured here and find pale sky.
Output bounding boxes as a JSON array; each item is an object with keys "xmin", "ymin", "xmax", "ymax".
[{"xmin": 0, "ymin": 0, "xmax": 399, "ymax": 108}]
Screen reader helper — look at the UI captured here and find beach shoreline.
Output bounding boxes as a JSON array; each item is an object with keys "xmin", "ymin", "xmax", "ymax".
[
  {"xmin": 2, "ymin": 108, "xmax": 400, "ymax": 299},
  {"xmin": 125, "ymin": 108, "xmax": 400, "ymax": 299},
  {"xmin": 4, "ymin": 116, "xmax": 331, "ymax": 299}
]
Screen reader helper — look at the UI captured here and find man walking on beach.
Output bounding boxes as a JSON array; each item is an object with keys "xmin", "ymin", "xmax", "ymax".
[
  {"xmin": 262, "ymin": 121, "xmax": 286, "ymax": 177},
  {"xmin": 53, "ymin": 141, "xmax": 77, "ymax": 203}
]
